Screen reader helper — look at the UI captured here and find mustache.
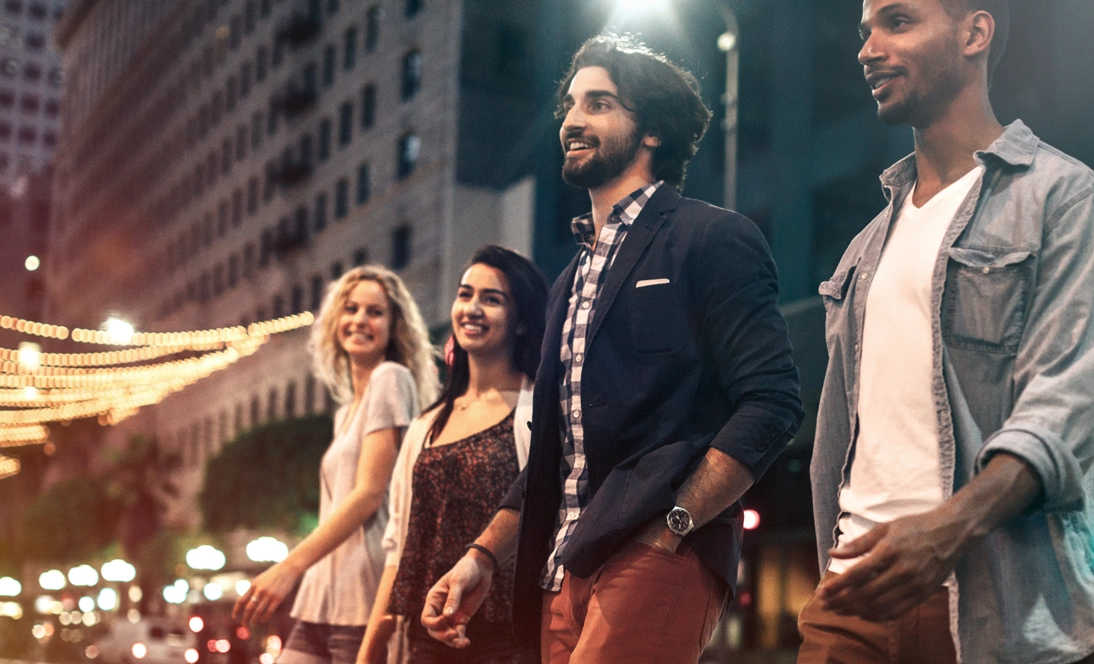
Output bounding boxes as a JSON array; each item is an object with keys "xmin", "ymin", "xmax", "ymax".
[{"xmin": 561, "ymin": 129, "xmax": 600, "ymax": 146}]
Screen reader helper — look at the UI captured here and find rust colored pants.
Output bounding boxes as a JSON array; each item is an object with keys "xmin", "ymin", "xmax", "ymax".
[
  {"xmin": 539, "ymin": 540, "xmax": 727, "ymax": 664},
  {"xmin": 797, "ymin": 572, "xmax": 956, "ymax": 664}
]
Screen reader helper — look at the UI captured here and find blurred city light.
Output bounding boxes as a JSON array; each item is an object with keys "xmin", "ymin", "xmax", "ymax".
[
  {"xmin": 617, "ymin": 0, "xmax": 670, "ymax": 15},
  {"xmin": 0, "ymin": 576, "xmax": 21, "ymax": 596},
  {"xmin": 132, "ymin": 643, "xmax": 148, "ymax": 659},
  {"xmin": 97, "ymin": 588, "xmax": 118, "ymax": 611},
  {"xmin": 128, "ymin": 586, "xmax": 142, "ymax": 602},
  {"xmin": 246, "ymin": 537, "xmax": 289, "ymax": 562},
  {"xmin": 78, "ymin": 596, "xmax": 95, "ymax": 612},
  {"xmin": 39, "ymin": 570, "xmax": 65, "ymax": 591},
  {"xmin": 0, "ymin": 602, "xmax": 22, "ymax": 619},
  {"xmin": 68, "ymin": 565, "xmax": 99, "ymax": 586},
  {"xmin": 83, "ymin": 611, "xmax": 98, "ymax": 626},
  {"xmin": 23, "ymin": 385, "xmax": 39, "ymax": 400},
  {"xmin": 718, "ymin": 31, "xmax": 737, "ymax": 52},
  {"xmin": 185, "ymin": 649, "xmax": 199, "ymax": 663},
  {"xmin": 163, "ymin": 580, "xmax": 189, "ymax": 605},
  {"xmin": 101, "ymin": 559, "xmax": 137, "ymax": 582},
  {"xmin": 186, "ymin": 545, "xmax": 226, "ymax": 571},
  {"xmin": 189, "ymin": 616, "xmax": 204, "ymax": 633},
  {"xmin": 265, "ymin": 635, "xmax": 282, "ymax": 656},
  {"xmin": 127, "ymin": 608, "xmax": 141, "ymax": 623},
  {"xmin": 104, "ymin": 318, "xmax": 136, "ymax": 345},
  {"xmin": 25, "ymin": 255, "xmax": 40, "ymax": 271},
  {"xmin": 34, "ymin": 596, "xmax": 53, "ymax": 614},
  {"xmin": 17, "ymin": 341, "xmax": 41, "ymax": 370},
  {"xmin": 235, "ymin": 580, "xmax": 251, "ymax": 597},
  {"xmin": 202, "ymin": 583, "xmax": 223, "ymax": 601},
  {"xmin": 86, "ymin": 645, "xmax": 100, "ymax": 659},
  {"xmin": 743, "ymin": 509, "xmax": 761, "ymax": 530},
  {"xmin": 215, "ymin": 639, "xmax": 231, "ymax": 653}
]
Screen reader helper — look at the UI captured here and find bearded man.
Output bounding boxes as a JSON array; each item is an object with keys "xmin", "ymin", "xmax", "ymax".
[{"xmin": 417, "ymin": 34, "xmax": 803, "ymax": 664}]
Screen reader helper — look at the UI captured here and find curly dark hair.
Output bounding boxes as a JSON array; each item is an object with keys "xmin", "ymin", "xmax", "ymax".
[{"xmin": 557, "ymin": 33, "xmax": 712, "ymax": 189}]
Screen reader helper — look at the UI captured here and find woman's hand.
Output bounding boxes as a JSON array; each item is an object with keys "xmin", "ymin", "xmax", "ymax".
[
  {"xmin": 356, "ymin": 614, "xmax": 396, "ymax": 664},
  {"xmin": 232, "ymin": 562, "xmax": 302, "ymax": 626}
]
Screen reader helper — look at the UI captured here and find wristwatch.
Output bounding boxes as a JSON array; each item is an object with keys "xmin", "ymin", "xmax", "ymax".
[{"xmin": 665, "ymin": 506, "xmax": 694, "ymax": 537}]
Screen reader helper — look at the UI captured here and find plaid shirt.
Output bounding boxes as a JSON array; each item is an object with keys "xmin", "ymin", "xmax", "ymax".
[{"xmin": 541, "ymin": 181, "xmax": 663, "ymax": 591}]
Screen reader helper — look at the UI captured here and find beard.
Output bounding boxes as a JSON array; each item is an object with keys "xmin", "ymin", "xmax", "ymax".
[
  {"xmin": 561, "ymin": 125, "xmax": 644, "ymax": 189},
  {"xmin": 876, "ymin": 37, "xmax": 965, "ymax": 127}
]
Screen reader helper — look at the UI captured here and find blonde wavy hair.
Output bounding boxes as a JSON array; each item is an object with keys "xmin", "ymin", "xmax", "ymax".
[{"xmin": 309, "ymin": 265, "xmax": 439, "ymax": 409}]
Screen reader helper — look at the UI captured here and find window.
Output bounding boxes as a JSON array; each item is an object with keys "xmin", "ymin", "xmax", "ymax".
[
  {"xmin": 344, "ymin": 27, "xmax": 357, "ymax": 70},
  {"xmin": 292, "ymin": 284, "xmax": 305, "ymax": 314},
  {"xmin": 318, "ymin": 118, "xmax": 331, "ymax": 161},
  {"xmin": 24, "ymin": 33, "xmax": 44, "ymax": 51},
  {"xmin": 267, "ymin": 96, "xmax": 279, "ymax": 135},
  {"xmin": 310, "ymin": 274, "xmax": 324, "ymax": 311},
  {"xmin": 273, "ymin": 39, "xmax": 285, "ymax": 69},
  {"xmin": 244, "ymin": 243, "xmax": 256, "ymax": 276},
  {"xmin": 330, "ymin": 261, "xmax": 344, "ymax": 280},
  {"xmin": 405, "ymin": 0, "xmax": 422, "ymax": 19},
  {"xmin": 242, "ymin": 63, "xmax": 253, "ymax": 98},
  {"xmin": 228, "ymin": 254, "xmax": 240, "ymax": 287},
  {"xmin": 232, "ymin": 188, "xmax": 244, "ymax": 225},
  {"xmin": 221, "ymin": 138, "xmax": 232, "ymax": 174},
  {"xmin": 42, "ymin": 131, "xmax": 54, "ymax": 148},
  {"xmin": 229, "ymin": 14, "xmax": 241, "ymax": 49},
  {"xmin": 217, "ymin": 201, "xmax": 229, "ymax": 236},
  {"xmin": 247, "ymin": 177, "xmax": 259, "ymax": 214},
  {"xmin": 314, "ymin": 192, "xmax": 328, "ymax": 231},
  {"xmin": 401, "ymin": 50, "xmax": 422, "ymax": 100},
  {"xmin": 260, "ymin": 0, "xmax": 271, "ymax": 18},
  {"xmin": 18, "ymin": 94, "xmax": 37, "ymax": 113},
  {"xmin": 259, "ymin": 228, "xmax": 274, "ymax": 266},
  {"xmin": 0, "ymin": 90, "xmax": 11, "ymax": 109},
  {"xmin": 391, "ymin": 225, "xmax": 412, "ymax": 269},
  {"xmin": 334, "ymin": 178, "xmax": 349, "ymax": 219},
  {"xmin": 23, "ymin": 63, "xmax": 41, "ymax": 82},
  {"xmin": 256, "ymin": 46, "xmax": 268, "ymax": 82},
  {"xmin": 236, "ymin": 125, "xmax": 247, "ymax": 160},
  {"xmin": 16, "ymin": 126, "xmax": 36, "ymax": 144},
  {"xmin": 251, "ymin": 111, "xmax": 263, "ymax": 148},
  {"xmin": 0, "ymin": 122, "xmax": 12, "ymax": 140},
  {"xmin": 245, "ymin": 1, "xmax": 256, "ymax": 32},
  {"xmin": 212, "ymin": 91, "xmax": 224, "ymax": 125},
  {"xmin": 207, "ymin": 151, "xmax": 218, "ymax": 185},
  {"xmin": 361, "ymin": 83, "xmax": 375, "ymax": 129},
  {"xmin": 226, "ymin": 76, "xmax": 238, "ymax": 111},
  {"xmin": 356, "ymin": 162, "xmax": 370, "ymax": 204},
  {"xmin": 328, "ymin": 0, "xmax": 340, "ymax": 13},
  {"xmin": 397, "ymin": 132, "xmax": 420, "ymax": 179},
  {"xmin": 272, "ymin": 294, "xmax": 284, "ymax": 318},
  {"xmin": 353, "ymin": 248, "xmax": 368, "ymax": 266},
  {"xmin": 264, "ymin": 160, "xmax": 278, "ymax": 201},
  {"xmin": 365, "ymin": 6, "xmax": 380, "ymax": 52},
  {"xmin": 267, "ymin": 387, "xmax": 279, "ymax": 421},
  {"xmin": 44, "ymin": 98, "xmax": 58, "ymax": 116},
  {"xmin": 214, "ymin": 264, "xmax": 225, "ymax": 295},
  {"xmin": 338, "ymin": 101, "xmax": 353, "ymax": 146},
  {"xmin": 322, "ymin": 44, "xmax": 336, "ymax": 87},
  {"xmin": 3, "ymin": 0, "xmax": 20, "ymax": 14},
  {"xmin": 284, "ymin": 381, "xmax": 297, "ymax": 417}
]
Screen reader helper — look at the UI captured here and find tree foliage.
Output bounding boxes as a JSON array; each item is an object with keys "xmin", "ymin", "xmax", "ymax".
[
  {"xmin": 200, "ymin": 415, "xmax": 332, "ymax": 535},
  {"xmin": 20, "ymin": 475, "xmax": 122, "ymax": 563}
]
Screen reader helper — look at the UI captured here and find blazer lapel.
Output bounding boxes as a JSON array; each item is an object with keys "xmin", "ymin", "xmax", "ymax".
[{"xmin": 584, "ymin": 186, "xmax": 680, "ymax": 350}]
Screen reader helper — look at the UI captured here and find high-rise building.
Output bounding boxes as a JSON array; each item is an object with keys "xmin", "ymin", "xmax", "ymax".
[
  {"xmin": 0, "ymin": 0, "xmax": 66, "ymax": 185},
  {"xmin": 46, "ymin": 0, "xmax": 544, "ymax": 525}
]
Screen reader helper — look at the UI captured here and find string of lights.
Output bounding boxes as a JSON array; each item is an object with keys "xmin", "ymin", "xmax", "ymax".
[{"xmin": 0, "ymin": 312, "xmax": 315, "ymax": 471}]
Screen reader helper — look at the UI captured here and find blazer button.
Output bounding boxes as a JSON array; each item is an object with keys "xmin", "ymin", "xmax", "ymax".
[
  {"xmin": 572, "ymin": 409, "xmax": 581, "ymax": 420},
  {"xmin": 581, "ymin": 301, "xmax": 591, "ymax": 310}
]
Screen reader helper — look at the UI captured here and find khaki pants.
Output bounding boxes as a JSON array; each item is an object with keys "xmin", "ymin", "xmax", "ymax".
[
  {"xmin": 797, "ymin": 572, "xmax": 955, "ymax": 664},
  {"xmin": 539, "ymin": 540, "xmax": 727, "ymax": 664}
]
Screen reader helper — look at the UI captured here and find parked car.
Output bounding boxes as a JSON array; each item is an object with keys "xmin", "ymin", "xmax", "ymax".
[{"xmin": 93, "ymin": 618, "xmax": 195, "ymax": 664}]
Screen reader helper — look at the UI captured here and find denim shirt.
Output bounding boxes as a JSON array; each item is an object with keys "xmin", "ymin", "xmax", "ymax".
[{"xmin": 812, "ymin": 121, "xmax": 1094, "ymax": 664}]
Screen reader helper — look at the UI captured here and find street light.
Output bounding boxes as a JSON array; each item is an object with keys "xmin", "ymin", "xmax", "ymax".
[
  {"xmin": 104, "ymin": 318, "xmax": 136, "ymax": 345},
  {"xmin": 25, "ymin": 255, "xmax": 40, "ymax": 271},
  {"xmin": 611, "ymin": 0, "xmax": 740, "ymax": 210}
]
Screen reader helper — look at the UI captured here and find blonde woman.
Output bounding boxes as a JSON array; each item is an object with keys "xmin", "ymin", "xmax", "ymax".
[{"xmin": 234, "ymin": 265, "xmax": 439, "ymax": 664}]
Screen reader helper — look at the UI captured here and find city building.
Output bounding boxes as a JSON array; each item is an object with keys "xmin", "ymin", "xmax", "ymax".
[{"xmin": 0, "ymin": 0, "xmax": 66, "ymax": 185}]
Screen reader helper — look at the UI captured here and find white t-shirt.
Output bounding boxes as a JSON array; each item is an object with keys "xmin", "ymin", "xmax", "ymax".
[{"xmin": 830, "ymin": 166, "xmax": 982, "ymax": 574}]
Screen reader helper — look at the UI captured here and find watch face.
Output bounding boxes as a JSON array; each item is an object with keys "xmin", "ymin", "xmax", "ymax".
[{"xmin": 667, "ymin": 508, "xmax": 691, "ymax": 534}]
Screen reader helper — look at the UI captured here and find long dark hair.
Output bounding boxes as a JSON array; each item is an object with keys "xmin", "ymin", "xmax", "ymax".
[
  {"xmin": 427, "ymin": 245, "xmax": 549, "ymax": 443},
  {"xmin": 556, "ymin": 33, "xmax": 712, "ymax": 189}
]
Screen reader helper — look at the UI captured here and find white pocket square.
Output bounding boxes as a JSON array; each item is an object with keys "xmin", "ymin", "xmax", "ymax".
[{"xmin": 635, "ymin": 278, "xmax": 670, "ymax": 288}]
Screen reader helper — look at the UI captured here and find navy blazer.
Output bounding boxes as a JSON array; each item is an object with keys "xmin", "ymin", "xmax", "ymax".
[{"xmin": 502, "ymin": 186, "xmax": 803, "ymax": 645}]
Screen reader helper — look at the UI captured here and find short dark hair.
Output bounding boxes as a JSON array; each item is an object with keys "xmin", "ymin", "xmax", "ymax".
[
  {"xmin": 556, "ymin": 34, "xmax": 712, "ymax": 189},
  {"xmin": 946, "ymin": 0, "xmax": 1009, "ymax": 85},
  {"xmin": 427, "ymin": 245, "xmax": 549, "ymax": 443}
]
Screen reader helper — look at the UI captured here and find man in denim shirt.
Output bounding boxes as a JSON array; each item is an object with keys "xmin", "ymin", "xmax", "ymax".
[{"xmin": 801, "ymin": 0, "xmax": 1094, "ymax": 663}]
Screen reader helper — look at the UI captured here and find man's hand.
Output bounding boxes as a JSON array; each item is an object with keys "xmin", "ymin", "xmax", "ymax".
[
  {"xmin": 633, "ymin": 517, "xmax": 681, "ymax": 554},
  {"xmin": 421, "ymin": 552, "xmax": 494, "ymax": 648},
  {"xmin": 818, "ymin": 509, "xmax": 966, "ymax": 621}
]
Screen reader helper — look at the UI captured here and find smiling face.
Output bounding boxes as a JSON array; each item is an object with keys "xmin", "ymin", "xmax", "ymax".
[
  {"xmin": 859, "ymin": 0, "xmax": 967, "ymax": 126},
  {"xmin": 559, "ymin": 66, "xmax": 650, "ymax": 190},
  {"xmin": 337, "ymin": 279, "xmax": 393, "ymax": 365},
  {"xmin": 451, "ymin": 263, "xmax": 516, "ymax": 360}
]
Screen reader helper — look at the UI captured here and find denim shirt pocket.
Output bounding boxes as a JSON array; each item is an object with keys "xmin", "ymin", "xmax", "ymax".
[
  {"xmin": 942, "ymin": 247, "xmax": 1035, "ymax": 354},
  {"xmin": 819, "ymin": 265, "xmax": 856, "ymax": 344}
]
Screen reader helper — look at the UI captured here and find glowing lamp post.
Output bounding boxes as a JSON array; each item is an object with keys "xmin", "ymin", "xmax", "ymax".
[
  {"xmin": 186, "ymin": 545, "xmax": 226, "ymax": 571},
  {"xmin": 39, "ymin": 569, "xmax": 66, "ymax": 591}
]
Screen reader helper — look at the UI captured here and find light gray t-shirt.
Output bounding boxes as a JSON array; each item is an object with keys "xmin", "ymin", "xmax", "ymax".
[{"xmin": 290, "ymin": 361, "xmax": 418, "ymax": 625}]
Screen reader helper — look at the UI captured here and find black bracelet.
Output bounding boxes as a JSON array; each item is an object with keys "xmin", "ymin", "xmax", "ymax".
[{"xmin": 466, "ymin": 543, "xmax": 500, "ymax": 572}]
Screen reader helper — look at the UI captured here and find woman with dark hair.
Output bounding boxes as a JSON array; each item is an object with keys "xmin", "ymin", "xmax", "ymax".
[{"xmin": 359, "ymin": 246, "xmax": 547, "ymax": 664}]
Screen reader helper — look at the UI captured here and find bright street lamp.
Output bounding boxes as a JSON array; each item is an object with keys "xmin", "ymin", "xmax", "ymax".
[
  {"xmin": 0, "ymin": 576, "xmax": 20, "ymax": 596},
  {"xmin": 24, "ymin": 255, "xmax": 40, "ymax": 271},
  {"xmin": 186, "ymin": 545, "xmax": 226, "ymax": 571},
  {"xmin": 104, "ymin": 318, "xmax": 136, "ymax": 345},
  {"xmin": 39, "ymin": 569, "xmax": 66, "ymax": 591}
]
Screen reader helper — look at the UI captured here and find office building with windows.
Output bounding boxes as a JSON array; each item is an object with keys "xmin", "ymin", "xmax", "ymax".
[
  {"xmin": 0, "ymin": 0, "xmax": 66, "ymax": 185},
  {"xmin": 45, "ymin": 0, "xmax": 544, "ymax": 525}
]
